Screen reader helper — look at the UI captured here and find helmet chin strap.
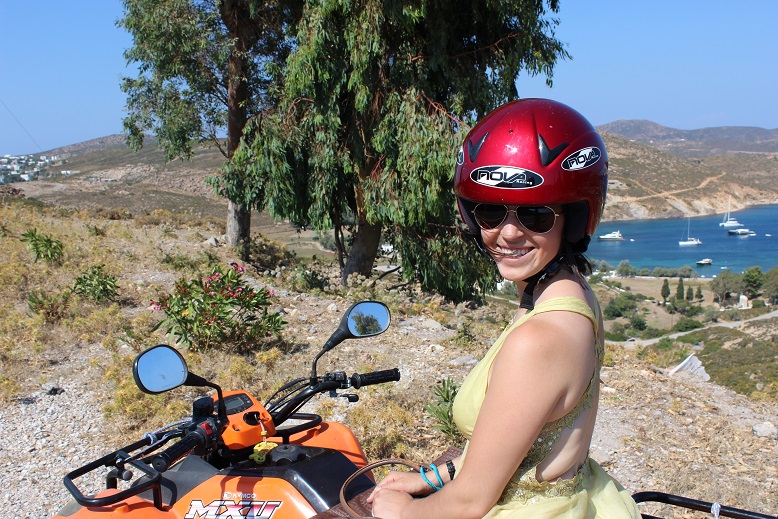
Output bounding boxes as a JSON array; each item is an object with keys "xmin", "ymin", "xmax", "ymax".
[{"xmin": 519, "ymin": 255, "xmax": 564, "ymax": 310}]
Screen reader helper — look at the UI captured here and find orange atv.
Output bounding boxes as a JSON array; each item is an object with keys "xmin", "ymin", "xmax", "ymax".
[{"xmin": 53, "ymin": 301, "xmax": 398, "ymax": 519}]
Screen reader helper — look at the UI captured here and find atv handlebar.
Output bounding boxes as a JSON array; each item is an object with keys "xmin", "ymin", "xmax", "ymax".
[
  {"xmin": 150, "ymin": 423, "xmax": 211, "ymax": 472},
  {"xmin": 349, "ymin": 368, "xmax": 400, "ymax": 389}
]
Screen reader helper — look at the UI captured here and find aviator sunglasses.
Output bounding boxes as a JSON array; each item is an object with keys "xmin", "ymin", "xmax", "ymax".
[{"xmin": 473, "ymin": 204, "xmax": 561, "ymax": 233}]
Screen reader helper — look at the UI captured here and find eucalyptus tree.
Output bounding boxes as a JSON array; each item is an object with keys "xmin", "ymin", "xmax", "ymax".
[
  {"xmin": 239, "ymin": 0, "xmax": 569, "ymax": 300},
  {"xmin": 119, "ymin": 0, "xmax": 301, "ymax": 258}
]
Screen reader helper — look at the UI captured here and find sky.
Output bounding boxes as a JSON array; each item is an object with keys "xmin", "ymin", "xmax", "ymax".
[{"xmin": 2, "ymin": 1, "xmax": 777, "ymax": 156}]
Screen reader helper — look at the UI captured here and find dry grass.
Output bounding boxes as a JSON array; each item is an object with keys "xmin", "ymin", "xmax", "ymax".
[{"xmin": 2, "ymin": 194, "xmax": 775, "ymax": 518}]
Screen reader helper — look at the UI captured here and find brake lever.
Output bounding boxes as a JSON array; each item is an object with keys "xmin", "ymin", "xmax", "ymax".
[
  {"xmin": 328, "ymin": 389, "xmax": 359, "ymax": 402},
  {"xmin": 120, "ymin": 428, "xmax": 186, "ymax": 464}
]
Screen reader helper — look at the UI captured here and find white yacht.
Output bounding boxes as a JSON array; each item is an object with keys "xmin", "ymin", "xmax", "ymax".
[
  {"xmin": 727, "ymin": 228, "xmax": 756, "ymax": 236},
  {"xmin": 598, "ymin": 230, "xmax": 624, "ymax": 241}
]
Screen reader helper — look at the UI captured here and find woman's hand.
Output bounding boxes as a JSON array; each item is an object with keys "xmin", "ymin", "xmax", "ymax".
[
  {"xmin": 367, "ymin": 470, "xmax": 434, "ymax": 499},
  {"xmin": 367, "ymin": 487, "xmax": 413, "ymax": 519}
]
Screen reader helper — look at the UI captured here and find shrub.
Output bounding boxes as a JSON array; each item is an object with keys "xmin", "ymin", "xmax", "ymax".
[
  {"xmin": 151, "ymin": 263, "xmax": 285, "ymax": 351},
  {"xmin": 27, "ymin": 289, "xmax": 71, "ymax": 323},
  {"xmin": 315, "ymin": 230, "xmax": 338, "ymax": 251},
  {"xmin": 160, "ymin": 251, "xmax": 219, "ymax": 272},
  {"xmin": 86, "ymin": 223, "xmax": 107, "ymax": 237},
  {"xmin": 248, "ymin": 232, "xmax": 295, "ymax": 271},
  {"xmin": 291, "ymin": 264, "xmax": 329, "ymax": 292},
  {"xmin": 20, "ymin": 228, "xmax": 63, "ymax": 264},
  {"xmin": 629, "ymin": 315, "xmax": 647, "ymax": 331},
  {"xmin": 604, "ymin": 330, "xmax": 628, "ymax": 342},
  {"xmin": 72, "ymin": 265, "xmax": 118, "ymax": 303},
  {"xmin": 673, "ymin": 317, "xmax": 704, "ymax": 332},
  {"xmin": 425, "ymin": 378, "xmax": 464, "ymax": 443},
  {"xmin": 603, "ymin": 292, "xmax": 638, "ymax": 319}
]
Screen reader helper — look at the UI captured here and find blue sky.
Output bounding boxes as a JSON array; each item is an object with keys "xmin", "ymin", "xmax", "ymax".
[{"xmin": 2, "ymin": 1, "xmax": 777, "ymax": 156}]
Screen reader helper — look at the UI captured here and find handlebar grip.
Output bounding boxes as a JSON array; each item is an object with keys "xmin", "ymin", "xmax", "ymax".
[
  {"xmin": 151, "ymin": 428, "xmax": 207, "ymax": 472},
  {"xmin": 350, "ymin": 368, "xmax": 400, "ymax": 389}
]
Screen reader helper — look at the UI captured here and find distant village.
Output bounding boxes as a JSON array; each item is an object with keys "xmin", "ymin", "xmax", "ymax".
[{"xmin": 0, "ymin": 153, "xmax": 77, "ymax": 184}]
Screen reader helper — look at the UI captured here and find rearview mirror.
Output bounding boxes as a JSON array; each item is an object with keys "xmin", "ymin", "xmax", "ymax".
[
  {"xmin": 133, "ymin": 345, "xmax": 189, "ymax": 394},
  {"xmin": 346, "ymin": 301, "xmax": 391, "ymax": 337}
]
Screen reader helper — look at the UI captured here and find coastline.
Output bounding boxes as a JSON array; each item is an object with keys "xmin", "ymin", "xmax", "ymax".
[{"xmin": 600, "ymin": 200, "xmax": 778, "ymax": 223}]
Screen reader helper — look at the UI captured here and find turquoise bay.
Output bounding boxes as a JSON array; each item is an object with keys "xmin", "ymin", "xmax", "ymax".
[{"xmin": 587, "ymin": 204, "xmax": 778, "ymax": 275}]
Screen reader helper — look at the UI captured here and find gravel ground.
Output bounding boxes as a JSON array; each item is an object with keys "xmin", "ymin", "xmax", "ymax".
[{"xmin": 2, "ymin": 290, "xmax": 776, "ymax": 518}]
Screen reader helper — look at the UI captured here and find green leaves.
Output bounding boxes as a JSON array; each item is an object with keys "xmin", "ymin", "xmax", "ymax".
[
  {"xmin": 20, "ymin": 228, "xmax": 63, "ymax": 265},
  {"xmin": 151, "ymin": 263, "xmax": 285, "ymax": 351},
  {"xmin": 425, "ymin": 377, "xmax": 464, "ymax": 442},
  {"xmin": 206, "ymin": 0, "xmax": 569, "ymax": 300},
  {"xmin": 72, "ymin": 265, "xmax": 119, "ymax": 304}
]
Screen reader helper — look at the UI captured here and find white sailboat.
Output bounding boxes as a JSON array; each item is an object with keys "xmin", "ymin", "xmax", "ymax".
[
  {"xmin": 719, "ymin": 197, "xmax": 742, "ymax": 228},
  {"xmin": 679, "ymin": 218, "xmax": 702, "ymax": 246}
]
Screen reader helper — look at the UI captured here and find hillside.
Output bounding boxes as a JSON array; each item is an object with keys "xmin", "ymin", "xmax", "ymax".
[
  {"xmin": 0, "ymin": 198, "xmax": 775, "ymax": 518},
  {"xmin": 599, "ymin": 120, "xmax": 778, "ymax": 157},
  {"xmin": 12, "ymin": 124, "xmax": 778, "ymax": 227},
  {"xmin": 598, "ymin": 121, "xmax": 778, "ymax": 221}
]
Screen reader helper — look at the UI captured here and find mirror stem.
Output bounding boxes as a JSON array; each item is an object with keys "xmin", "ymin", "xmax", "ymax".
[{"xmin": 185, "ymin": 373, "xmax": 228, "ymax": 423}]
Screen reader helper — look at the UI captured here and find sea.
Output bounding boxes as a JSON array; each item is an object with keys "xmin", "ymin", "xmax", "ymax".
[{"xmin": 587, "ymin": 204, "xmax": 778, "ymax": 275}]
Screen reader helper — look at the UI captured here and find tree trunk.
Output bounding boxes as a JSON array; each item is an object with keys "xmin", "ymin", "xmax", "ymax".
[
  {"xmin": 227, "ymin": 200, "xmax": 251, "ymax": 260},
  {"xmin": 221, "ymin": 0, "xmax": 256, "ymax": 260},
  {"xmin": 341, "ymin": 220, "xmax": 382, "ymax": 285}
]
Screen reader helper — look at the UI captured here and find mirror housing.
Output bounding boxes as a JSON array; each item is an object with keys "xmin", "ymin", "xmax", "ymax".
[
  {"xmin": 133, "ymin": 344, "xmax": 189, "ymax": 394},
  {"xmin": 133, "ymin": 344, "xmax": 229, "ymax": 423},
  {"xmin": 344, "ymin": 301, "xmax": 391, "ymax": 338}
]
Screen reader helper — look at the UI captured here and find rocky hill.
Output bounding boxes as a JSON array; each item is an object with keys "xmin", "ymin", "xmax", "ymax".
[
  {"xmin": 599, "ymin": 120, "xmax": 778, "ymax": 157},
  {"xmin": 19, "ymin": 125, "xmax": 778, "ymax": 226}
]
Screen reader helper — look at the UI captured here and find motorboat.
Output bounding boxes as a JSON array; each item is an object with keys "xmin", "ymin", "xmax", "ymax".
[
  {"xmin": 598, "ymin": 230, "xmax": 624, "ymax": 241},
  {"xmin": 696, "ymin": 258, "xmax": 713, "ymax": 266},
  {"xmin": 719, "ymin": 197, "xmax": 743, "ymax": 228},
  {"xmin": 727, "ymin": 228, "xmax": 756, "ymax": 236},
  {"xmin": 679, "ymin": 219, "xmax": 702, "ymax": 246}
]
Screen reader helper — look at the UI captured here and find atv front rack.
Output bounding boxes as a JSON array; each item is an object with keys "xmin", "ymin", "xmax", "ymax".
[
  {"xmin": 633, "ymin": 491, "xmax": 775, "ymax": 519},
  {"xmin": 63, "ymin": 439, "xmax": 163, "ymax": 509}
]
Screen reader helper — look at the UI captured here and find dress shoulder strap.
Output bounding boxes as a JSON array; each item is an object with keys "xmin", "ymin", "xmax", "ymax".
[{"xmin": 530, "ymin": 296, "xmax": 599, "ymax": 340}]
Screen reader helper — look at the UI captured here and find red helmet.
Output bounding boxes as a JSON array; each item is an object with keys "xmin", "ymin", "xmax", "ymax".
[{"xmin": 455, "ymin": 99, "xmax": 608, "ymax": 248}]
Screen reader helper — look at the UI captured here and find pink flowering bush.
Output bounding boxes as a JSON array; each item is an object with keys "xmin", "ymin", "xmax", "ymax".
[{"xmin": 151, "ymin": 263, "xmax": 284, "ymax": 351}]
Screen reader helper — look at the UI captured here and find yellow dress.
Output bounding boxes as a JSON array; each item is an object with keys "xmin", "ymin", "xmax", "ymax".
[{"xmin": 451, "ymin": 297, "xmax": 641, "ymax": 518}]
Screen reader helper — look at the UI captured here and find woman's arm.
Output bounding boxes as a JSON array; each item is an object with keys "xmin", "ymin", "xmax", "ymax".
[
  {"xmin": 371, "ymin": 311, "xmax": 595, "ymax": 519},
  {"xmin": 368, "ymin": 455, "xmax": 461, "ymax": 499}
]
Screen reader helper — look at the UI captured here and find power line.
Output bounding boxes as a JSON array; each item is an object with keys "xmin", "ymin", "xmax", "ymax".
[{"xmin": 0, "ymin": 96, "xmax": 43, "ymax": 153}]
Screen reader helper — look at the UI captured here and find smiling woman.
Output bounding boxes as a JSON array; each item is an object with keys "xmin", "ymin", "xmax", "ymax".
[{"xmin": 368, "ymin": 99, "xmax": 641, "ymax": 519}]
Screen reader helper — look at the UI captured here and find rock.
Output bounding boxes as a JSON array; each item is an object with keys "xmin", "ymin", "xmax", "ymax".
[
  {"xmin": 419, "ymin": 318, "xmax": 444, "ymax": 330},
  {"xmin": 590, "ymin": 446, "xmax": 612, "ymax": 466},
  {"xmin": 752, "ymin": 422, "xmax": 777, "ymax": 439},
  {"xmin": 450, "ymin": 355, "xmax": 478, "ymax": 367}
]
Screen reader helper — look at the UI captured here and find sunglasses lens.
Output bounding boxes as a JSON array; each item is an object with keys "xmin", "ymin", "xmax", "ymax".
[
  {"xmin": 473, "ymin": 204, "xmax": 558, "ymax": 233},
  {"xmin": 517, "ymin": 206, "xmax": 557, "ymax": 233},
  {"xmin": 473, "ymin": 204, "xmax": 508, "ymax": 229}
]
